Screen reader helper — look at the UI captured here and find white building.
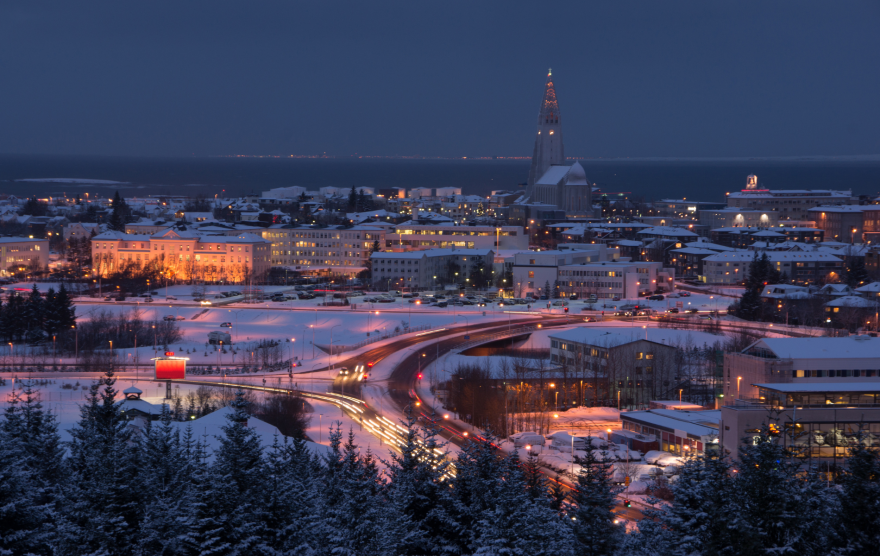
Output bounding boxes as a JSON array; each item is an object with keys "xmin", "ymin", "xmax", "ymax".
[
  {"xmin": 0, "ymin": 237, "xmax": 49, "ymax": 276},
  {"xmin": 701, "ymin": 251, "xmax": 843, "ymax": 285},
  {"xmin": 371, "ymin": 248, "xmax": 494, "ymax": 290},
  {"xmin": 726, "ymin": 189, "xmax": 854, "ymax": 221},
  {"xmin": 262, "ymin": 225, "xmax": 386, "ymax": 275},
  {"xmin": 511, "ymin": 248, "xmax": 628, "ymax": 298},
  {"xmin": 557, "ymin": 261, "xmax": 672, "ymax": 299},
  {"xmin": 389, "ymin": 224, "xmax": 527, "ymax": 251}
]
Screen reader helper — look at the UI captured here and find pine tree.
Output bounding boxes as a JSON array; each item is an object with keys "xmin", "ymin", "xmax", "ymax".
[
  {"xmin": 108, "ymin": 191, "xmax": 129, "ymax": 232},
  {"xmin": 544, "ymin": 280, "xmax": 551, "ymax": 299},
  {"xmin": 838, "ymin": 432, "xmax": 880, "ymax": 556},
  {"xmin": 386, "ymin": 412, "xmax": 459, "ymax": 555},
  {"xmin": 43, "ymin": 287, "xmax": 61, "ymax": 337},
  {"xmin": 59, "ymin": 371, "xmax": 142, "ymax": 556},
  {"xmin": 56, "ymin": 282, "xmax": 76, "ymax": 330},
  {"xmin": 348, "ymin": 185, "xmax": 358, "ymax": 211},
  {"xmin": 569, "ymin": 441, "xmax": 622, "ymax": 556},
  {"xmin": 24, "ymin": 284, "xmax": 45, "ymax": 343}
]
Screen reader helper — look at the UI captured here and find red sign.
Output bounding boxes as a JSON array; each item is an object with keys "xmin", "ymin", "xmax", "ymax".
[
  {"xmin": 164, "ymin": 351, "xmax": 175, "ymax": 356},
  {"xmin": 155, "ymin": 359, "xmax": 186, "ymax": 380}
]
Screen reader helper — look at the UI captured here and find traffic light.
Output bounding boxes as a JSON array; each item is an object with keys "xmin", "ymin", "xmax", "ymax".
[
  {"xmin": 417, "ymin": 373, "xmax": 423, "ymax": 380},
  {"xmin": 624, "ymin": 499, "xmax": 632, "ymax": 508},
  {"xmin": 564, "ymin": 307, "xmax": 569, "ymax": 313}
]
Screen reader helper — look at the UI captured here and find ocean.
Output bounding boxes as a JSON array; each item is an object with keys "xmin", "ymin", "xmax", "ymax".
[{"xmin": 1, "ymin": 154, "xmax": 879, "ymax": 203}]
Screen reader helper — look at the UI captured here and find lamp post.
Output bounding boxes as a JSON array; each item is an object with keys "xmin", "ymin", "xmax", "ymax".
[
  {"xmin": 72, "ymin": 325, "xmax": 78, "ymax": 366},
  {"xmin": 8, "ymin": 342, "xmax": 13, "ymax": 368},
  {"xmin": 737, "ymin": 376, "xmax": 742, "ymax": 399},
  {"xmin": 289, "ymin": 338, "xmax": 295, "ymax": 373},
  {"xmin": 329, "ymin": 324, "xmax": 342, "ymax": 370}
]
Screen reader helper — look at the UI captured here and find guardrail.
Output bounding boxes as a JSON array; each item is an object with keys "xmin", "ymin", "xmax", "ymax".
[
  {"xmin": 320, "ymin": 323, "xmax": 439, "ymax": 355},
  {"xmin": 454, "ymin": 325, "xmax": 538, "ymax": 351}
]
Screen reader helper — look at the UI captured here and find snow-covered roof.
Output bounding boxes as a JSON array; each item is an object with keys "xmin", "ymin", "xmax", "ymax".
[
  {"xmin": 636, "ymin": 226, "xmax": 698, "ymax": 238},
  {"xmin": 0, "ymin": 236, "xmax": 47, "ymax": 244},
  {"xmin": 670, "ymin": 247, "xmax": 718, "ymax": 256},
  {"xmin": 620, "ymin": 410, "xmax": 718, "ymax": 438},
  {"xmin": 754, "ymin": 382, "xmax": 880, "ymax": 393},
  {"xmin": 746, "ymin": 336, "xmax": 880, "ymax": 360},
  {"xmin": 703, "ymin": 252, "xmax": 842, "ymax": 263},
  {"xmin": 536, "ymin": 163, "xmax": 588, "ymax": 186},
  {"xmin": 825, "ymin": 295, "xmax": 878, "ymax": 308},
  {"xmin": 855, "ymin": 282, "xmax": 880, "ymax": 294},
  {"xmin": 614, "ymin": 240, "xmax": 644, "ymax": 247},
  {"xmin": 807, "ymin": 205, "xmax": 869, "ymax": 213}
]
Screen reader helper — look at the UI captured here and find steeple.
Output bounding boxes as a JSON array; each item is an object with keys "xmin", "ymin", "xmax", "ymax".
[{"xmin": 527, "ymin": 70, "xmax": 565, "ymax": 187}]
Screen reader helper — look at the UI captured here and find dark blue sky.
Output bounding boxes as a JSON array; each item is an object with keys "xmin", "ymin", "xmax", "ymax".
[{"xmin": 1, "ymin": 1, "xmax": 878, "ymax": 158}]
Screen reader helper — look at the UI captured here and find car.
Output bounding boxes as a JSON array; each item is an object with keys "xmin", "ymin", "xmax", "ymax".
[
  {"xmin": 142, "ymin": 297, "xmax": 153, "ymax": 302},
  {"xmin": 214, "ymin": 294, "xmax": 225, "ymax": 299},
  {"xmin": 612, "ymin": 296, "xmax": 621, "ymax": 301},
  {"xmin": 648, "ymin": 295, "xmax": 664, "ymax": 301},
  {"xmin": 667, "ymin": 308, "xmax": 680, "ymax": 313},
  {"xmin": 569, "ymin": 293, "xmax": 579, "ymax": 300},
  {"xmin": 699, "ymin": 314, "xmax": 715, "ymax": 320},
  {"xmin": 116, "ymin": 296, "xmax": 126, "ymax": 301},
  {"xmin": 402, "ymin": 293, "xmax": 413, "ymax": 299},
  {"xmin": 151, "ymin": 291, "xmax": 159, "ymax": 296},
  {"xmin": 163, "ymin": 315, "xmax": 175, "ymax": 321},
  {"xmin": 165, "ymin": 296, "xmax": 177, "ymax": 300},
  {"xmin": 686, "ymin": 309, "xmax": 698, "ymax": 314},
  {"xmin": 220, "ymin": 322, "xmax": 232, "ymax": 328},
  {"xmin": 679, "ymin": 291, "xmax": 691, "ymax": 297},
  {"xmin": 271, "ymin": 297, "xmax": 285, "ymax": 302},
  {"xmin": 176, "ymin": 316, "xmax": 185, "ymax": 321},
  {"xmin": 477, "ymin": 302, "xmax": 487, "ymax": 307},
  {"xmin": 584, "ymin": 316, "xmax": 597, "ymax": 322},
  {"xmin": 377, "ymin": 297, "xmax": 395, "ymax": 303},
  {"xmin": 200, "ymin": 300, "xmax": 212, "ymax": 306},
  {"xmin": 104, "ymin": 296, "xmax": 113, "ymax": 301}
]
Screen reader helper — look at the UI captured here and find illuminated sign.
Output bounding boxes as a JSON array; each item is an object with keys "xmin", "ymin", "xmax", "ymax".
[{"xmin": 152, "ymin": 354, "xmax": 190, "ymax": 380}]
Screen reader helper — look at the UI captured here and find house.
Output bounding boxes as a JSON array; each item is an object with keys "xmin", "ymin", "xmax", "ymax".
[
  {"xmin": 620, "ymin": 409, "xmax": 720, "ymax": 456},
  {"xmin": 818, "ymin": 283, "xmax": 856, "ymax": 297}
]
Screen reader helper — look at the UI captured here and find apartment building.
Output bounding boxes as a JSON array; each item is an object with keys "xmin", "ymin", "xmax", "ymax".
[
  {"xmin": 727, "ymin": 189, "xmax": 854, "ymax": 221},
  {"xmin": 808, "ymin": 205, "xmax": 870, "ymax": 243},
  {"xmin": 262, "ymin": 225, "xmax": 386, "ymax": 273},
  {"xmin": 701, "ymin": 251, "xmax": 843, "ymax": 285},
  {"xmin": 370, "ymin": 248, "xmax": 494, "ymax": 290},
  {"xmin": 0, "ymin": 237, "xmax": 49, "ymax": 276},
  {"xmin": 510, "ymin": 250, "xmax": 595, "ymax": 297},
  {"xmin": 556, "ymin": 261, "xmax": 672, "ymax": 299},
  {"xmin": 91, "ymin": 229, "xmax": 270, "ymax": 283},
  {"xmin": 388, "ymin": 224, "xmax": 526, "ymax": 250}
]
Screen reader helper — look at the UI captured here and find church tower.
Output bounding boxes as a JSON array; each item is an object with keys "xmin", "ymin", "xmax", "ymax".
[{"xmin": 527, "ymin": 69, "xmax": 565, "ymax": 188}]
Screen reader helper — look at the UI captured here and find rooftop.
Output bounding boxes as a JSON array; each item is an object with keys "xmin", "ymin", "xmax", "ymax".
[
  {"xmin": 754, "ymin": 382, "xmax": 880, "ymax": 394},
  {"xmin": 745, "ymin": 336, "xmax": 880, "ymax": 360}
]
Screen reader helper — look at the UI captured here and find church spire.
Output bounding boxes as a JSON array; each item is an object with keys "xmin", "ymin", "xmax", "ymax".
[{"xmin": 528, "ymin": 70, "xmax": 565, "ymax": 187}]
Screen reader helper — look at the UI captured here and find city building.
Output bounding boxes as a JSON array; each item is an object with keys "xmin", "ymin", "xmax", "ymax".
[
  {"xmin": 721, "ymin": 382, "xmax": 880, "ymax": 461},
  {"xmin": 726, "ymin": 188, "xmax": 854, "ymax": 221},
  {"xmin": 722, "ymin": 336, "xmax": 880, "ymax": 403},
  {"xmin": 556, "ymin": 260, "xmax": 672, "ymax": 299},
  {"xmin": 808, "ymin": 205, "xmax": 870, "ymax": 243},
  {"xmin": 91, "ymin": 229, "xmax": 271, "ymax": 283},
  {"xmin": 262, "ymin": 225, "xmax": 385, "ymax": 274},
  {"xmin": 388, "ymin": 224, "xmax": 526, "ymax": 250},
  {"xmin": 527, "ymin": 70, "xmax": 564, "ymax": 188},
  {"xmin": 700, "ymin": 251, "xmax": 843, "ymax": 285},
  {"xmin": 548, "ymin": 328, "xmax": 680, "ymax": 409},
  {"xmin": 0, "ymin": 237, "xmax": 49, "ymax": 277},
  {"xmin": 510, "ymin": 249, "xmax": 609, "ymax": 298},
  {"xmin": 370, "ymin": 248, "xmax": 494, "ymax": 290},
  {"xmin": 699, "ymin": 207, "xmax": 778, "ymax": 229},
  {"xmin": 63, "ymin": 222, "xmax": 102, "ymax": 241},
  {"xmin": 621, "ymin": 409, "xmax": 720, "ymax": 456}
]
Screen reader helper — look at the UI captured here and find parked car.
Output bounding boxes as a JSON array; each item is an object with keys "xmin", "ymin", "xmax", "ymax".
[
  {"xmin": 612, "ymin": 296, "xmax": 621, "ymax": 301},
  {"xmin": 648, "ymin": 295, "xmax": 664, "ymax": 301},
  {"xmin": 220, "ymin": 322, "xmax": 232, "ymax": 328},
  {"xmin": 142, "ymin": 297, "xmax": 153, "ymax": 302},
  {"xmin": 104, "ymin": 296, "xmax": 113, "ymax": 301},
  {"xmin": 679, "ymin": 291, "xmax": 691, "ymax": 297},
  {"xmin": 433, "ymin": 301, "xmax": 448, "ymax": 308},
  {"xmin": 163, "ymin": 315, "xmax": 176, "ymax": 321},
  {"xmin": 377, "ymin": 297, "xmax": 395, "ymax": 303},
  {"xmin": 165, "ymin": 296, "xmax": 177, "ymax": 300},
  {"xmin": 176, "ymin": 316, "xmax": 185, "ymax": 321}
]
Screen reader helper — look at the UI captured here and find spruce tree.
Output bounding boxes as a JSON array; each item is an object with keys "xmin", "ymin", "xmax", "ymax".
[
  {"xmin": 838, "ymin": 432, "xmax": 880, "ymax": 556},
  {"xmin": 56, "ymin": 283, "xmax": 76, "ymax": 330},
  {"xmin": 569, "ymin": 441, "xmax": 622, "ymax": 556},
  {"xmin": 108, "ymin": 191, "xmax": 129, "ymax": 232},
  {"xmin": 24, "ymin": 284, "xmax": 45, "ymax": 343},
  {"xmin": 386, "ymin": 412, "xmax": 458, "ymax": 555}
]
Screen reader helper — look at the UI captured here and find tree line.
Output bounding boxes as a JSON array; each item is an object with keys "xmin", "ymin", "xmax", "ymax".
[
  {"xmin": 0, "ymin": 284, "xmax": 76, "ymax": 344},
  {"xmin": 2, "ymin": 374, "xmax": 880, "ymax": 555}
]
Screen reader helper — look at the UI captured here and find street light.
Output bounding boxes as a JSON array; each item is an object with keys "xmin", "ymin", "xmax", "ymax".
[
  {"xmin": 737, "ymin": 376, "xmax": 742, "ymax": 399},
  {"xmin": 329, "ymin": 324, "xmax": 342, "ymax": 370}
]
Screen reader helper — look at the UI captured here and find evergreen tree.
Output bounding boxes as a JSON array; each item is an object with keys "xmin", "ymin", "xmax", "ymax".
[
  {"xmin": 59, "ymin": 371, "xmax": 142, "ymax": 556},
  {"xmin": 543, "ymin": 280, "xmax": 551, "ymax": 298},
  {"xmin": 24, "ymin": 284, "xmax": 45, "ymax": 344},
  {"xmin": 386, "ymin": 412, "xmax": 459, "ymax": 555},
  {"xmin": 569, "ymin": 441, "xmax": 622, "ymax": 556},
  {"xmin": 348, "ymin": 185, "xmax": 358, "ymax": 211},
  {"xmin": 843, "ymin": 257, "xmax": 869, "ymax": 287},
  {"xmin": 838, "ymin": 432, "xmax": 880, "ymax": 556},
  {"xmin": 43, "ymin": 287, "xmax": 61, "ymax": 337},
  {"xmin": 2, "ymin": 293, "xmax": 24, "ymax": 341},
  {"xmin": 108, "ymin": 191, "xmax": 129, "ymax": 232},
  {"xmin": 56, "ymin": 282, "xmax": 76, "ymax": 330}
]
